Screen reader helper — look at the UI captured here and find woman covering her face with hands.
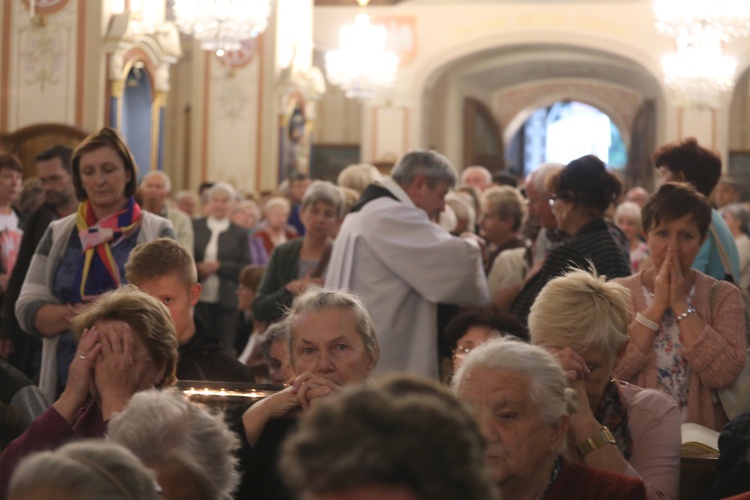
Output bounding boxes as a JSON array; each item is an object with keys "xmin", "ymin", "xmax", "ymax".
[
  {"xmin": 0, "ymin": 286, "xmax": 178, "ymax": 497},
  {"xmin": 612, "ymin": 182, "xmax": 746, "ymax": 430},
  {"xmin": 529, "ymin": 269, "xmax": 680, "ymax": 500}
]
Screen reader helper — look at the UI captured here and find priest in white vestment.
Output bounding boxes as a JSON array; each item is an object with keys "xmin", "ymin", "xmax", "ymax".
[{"xmin": 325, "ymin": 150, "xmax": 489, "ymax": 379}]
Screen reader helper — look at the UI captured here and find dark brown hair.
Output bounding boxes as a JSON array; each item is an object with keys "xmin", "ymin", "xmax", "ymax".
[
  {"xmin": 652, "ymin": 137, "xmax": 721, "ymax": 197},
  {"xmin": 0, "ymin": 154, "xmax": 22, "ymax": 173},
  {"xmin": 642, "ymin": 182, "xmax": 712, "ymax": 238},
  {"xmin": 546, "ymin": 155, "xmax": 621, "ymax": 217},
  {"xmin": 71, "ymin": 127, "xmax": 138, "ymax": 202}
]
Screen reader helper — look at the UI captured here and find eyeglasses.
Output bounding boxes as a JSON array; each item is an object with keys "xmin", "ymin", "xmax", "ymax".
[{"xmin": 452, "ymin": 345, "xmax": 474, "ymax": 358}]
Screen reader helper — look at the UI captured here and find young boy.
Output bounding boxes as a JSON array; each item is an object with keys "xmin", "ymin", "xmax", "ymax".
[{"xmin": 125, "ymin": 238, "xmax": 253, "ymax": 383}]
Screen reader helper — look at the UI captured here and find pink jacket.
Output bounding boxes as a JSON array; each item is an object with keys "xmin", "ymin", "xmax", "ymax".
[{"xmin": 612, "ymin": 271, "xmax": 746, "ymax": 430}]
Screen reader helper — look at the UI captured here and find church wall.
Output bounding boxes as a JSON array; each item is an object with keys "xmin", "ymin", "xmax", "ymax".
[{"xmin": 314, "ymin": 2, "xmax": 750, "ymax": 173}]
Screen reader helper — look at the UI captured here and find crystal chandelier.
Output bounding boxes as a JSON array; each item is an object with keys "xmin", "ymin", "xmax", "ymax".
[
  {"xmin": 662, "ymin": 36, "xmax": 737, "ymax": 108},
  {"xmin": 654, "ymin": 0, "xmax": 748, "ymax": 108},
  {"xmin": 325, "ymin": 1, "xmax": 399, "ymax": 100},
  {"xmin": 654, "ymin": 0, "xmax": 750, "ymax": 41},
  {"xmin": 173, "ymin": 0, "xmax": 272, "ymax": 56}
]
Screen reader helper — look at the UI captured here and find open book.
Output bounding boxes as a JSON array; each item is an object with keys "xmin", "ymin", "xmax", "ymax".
[{"xmin": 681, "ymin": 422, "xmax": 720, "ymax": 456}]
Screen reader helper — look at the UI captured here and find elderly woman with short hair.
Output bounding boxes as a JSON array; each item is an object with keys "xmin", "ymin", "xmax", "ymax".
[
  {"xmin": 529, "ymin": 268, "xmax": 680, "ymax": 499},
  {"xmin": 238, "ymin": 286, "xmax": 379, "ymax": 499},
  {"xmin": 615, "ymin": 201, "xmax": 651, "ymax": 273},
  {"xmin": 0, "ymin": 285, "xmax": 179, "ymax": 496},
  {"xmin": 612, "ymin": 183, "xmax": 746, "ymax": 430},
  {"xmin": 479, "ymin": 185, "xmax": 527, "ymax": 274},
  {"xmin": 453, "ymin": 337, "xmax": 648, "ymax": 500},
  {"xmin": 253, "ymin": 196, "xmax": 298, "ymax": 256},
  {"xmin": 253, "ymin": 181, "xmax": 342, "ymax": 324},
  {"xmin": 193, "ymin": 182, "xmax": 252, "ymax": 354},
  {"xmin": 337, "ymin": 163, "xmax": 382, "ymax": 196},
  {"xmin": 9, "ymin": 440, "xmax": 161, "ymax": 500},
  {"xmin": 108, "ymin": 388, "xmax": 240, "ymax": 500}
]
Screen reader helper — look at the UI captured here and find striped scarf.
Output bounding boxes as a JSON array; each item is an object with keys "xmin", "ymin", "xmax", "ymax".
[{"xmin": 73, "ymin": 197, "xmax": 142, "ymax": 301}]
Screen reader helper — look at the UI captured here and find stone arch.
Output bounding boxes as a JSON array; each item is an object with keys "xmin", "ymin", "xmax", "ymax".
[
  {"xmin": 497, "ymin": 80, "xmax": 642, "ymax": 149},
  {"xmin": 409, "ymin": 31, "xmax": 667, "ymax": 148}
]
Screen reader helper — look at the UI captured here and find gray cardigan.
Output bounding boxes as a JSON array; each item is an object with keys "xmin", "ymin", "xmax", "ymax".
[{"xmin": 16, "ymin": 211, "xmax": 174, "ymax": 399}]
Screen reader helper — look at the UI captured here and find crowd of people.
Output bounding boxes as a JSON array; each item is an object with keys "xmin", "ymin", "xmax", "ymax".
[{"xmin": 1, "ymin": 127, "xmax": 750, "ymax": 499}]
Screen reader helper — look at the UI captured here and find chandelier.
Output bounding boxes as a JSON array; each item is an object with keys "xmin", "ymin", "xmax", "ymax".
[
  {"xmin": 654, "ymin": 0, "xmax": 750, "ymax": 41},
  {"xmin": 325, "ymin": 1, "xmax": 399, "ymax": 100},
  {"xmin": 654, "ymin": 0, "xmax": 749, "ymax": 108},
  {"xmin": 662, "ymin": 37, "xmax": 737, "ymax": 108},
  {"xmin": 173, "ymin": 0, "xmax": 272, "ymax": 56}
]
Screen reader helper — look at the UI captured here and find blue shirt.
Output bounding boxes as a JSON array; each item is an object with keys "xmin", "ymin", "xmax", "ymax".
[{"xmin": 693, "ymin": 209, "xmax": 741, "ymax": 282}]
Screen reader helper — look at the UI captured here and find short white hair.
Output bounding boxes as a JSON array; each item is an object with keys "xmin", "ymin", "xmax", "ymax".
[
  {"xmin": 264, "ymin": 196, "xmax": 291, "ymax": 214},
  {"xmin": 614, "ymin": 201, "xmax": 642, "ymax": 227},
  {"xmin": 9, "ymin": 440, "xmax": 161, "ymax": 500},
  {"xmin": 460, "ymin": 166, "xmax": 492, "ymax": 186},
  {"xmin": 452, "ymin": 337, "xmax": 577, "ymax": 428},
  {"xmin": 108, "ymin": 388, "xmax": 240, "ymax": 500},
  {"xmin": 142, "ymin": 170, "xmax": 172, "ymax": 193},
  {"xmin": 207, "ymin": 181, "xmax": 238, "ymax": 202}
]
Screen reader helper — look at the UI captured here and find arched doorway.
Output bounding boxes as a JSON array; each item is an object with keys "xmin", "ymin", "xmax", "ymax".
[
  {"xmin": 122, "ymin": 62, "xmax": 154, "ymax": 177},
  {"xmin": 420, "ymin": 43, "xmax": 664, "ymax": 187},
  {"xmin": 506, "ymin": 101, "xmax": 628, "ymax": 174}
]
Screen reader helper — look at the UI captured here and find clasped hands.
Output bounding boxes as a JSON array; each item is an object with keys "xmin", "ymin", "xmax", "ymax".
[
  {"xmin": 262, "ymin": 372, "xmax": 342, "ymax": 419},
  {"xmin": 651, "ymin": 247, "xmax": 691, "ymax": 316}
]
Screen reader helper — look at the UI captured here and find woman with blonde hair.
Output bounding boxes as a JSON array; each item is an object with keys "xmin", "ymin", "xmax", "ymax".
[
  {"xmin": 337, "ymin": 163, "xmax": 382, "ymax": 195},
  {"xmin": 615, "ymin": 201, "xmax": 651, "ymax": 273},
  {"xmin": 529, "ymin": 268, "xmax": 680, "ymax": 499}
]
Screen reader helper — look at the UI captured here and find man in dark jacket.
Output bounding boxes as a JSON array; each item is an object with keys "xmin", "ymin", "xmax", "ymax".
[{"xmin": 125, "ymin": 237, "xmax": 253, "ymax": 383}]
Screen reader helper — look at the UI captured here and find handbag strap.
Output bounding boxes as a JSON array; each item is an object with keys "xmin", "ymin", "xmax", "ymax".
[
  {"xmin": 709, "ymin": 280, "xmax": 721, "ymax": 321},
  {"xmin": 709, "ymin": 224, "xmax": 737, "ymax": 283}
]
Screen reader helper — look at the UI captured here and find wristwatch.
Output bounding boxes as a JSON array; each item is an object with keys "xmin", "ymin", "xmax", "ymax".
[{"xmin": 576, "ymin": 426, "xmax": 616, "ymax": 457}]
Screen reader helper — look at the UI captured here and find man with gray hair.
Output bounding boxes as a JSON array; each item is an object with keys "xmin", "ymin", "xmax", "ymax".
[
  {"xmin": 325, "ymin": 150, "xmax": 488, "ymax": 379},
  {"xmin": 140, "ymin": 170, "xmax": 194, "ymax": 254}
]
